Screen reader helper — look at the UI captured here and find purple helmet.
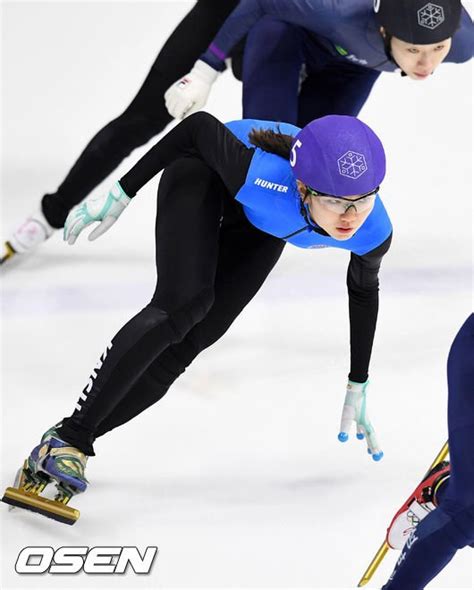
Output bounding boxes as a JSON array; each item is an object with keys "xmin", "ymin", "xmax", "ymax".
[{"xmin": 290, "ymin": 115, "xmax": 386, "ymax": 197}]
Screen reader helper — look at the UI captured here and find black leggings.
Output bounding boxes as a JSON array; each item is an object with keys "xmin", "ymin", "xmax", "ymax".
[
  {"xmin": 42, "ymin": 0, "xmax": 239, "ymax": 228},
  {"xmin": 58, "ymin": 158, "xmax": 285, "ymax": 455}
]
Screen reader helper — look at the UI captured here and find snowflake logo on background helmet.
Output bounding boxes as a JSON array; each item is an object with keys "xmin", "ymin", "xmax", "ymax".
[
  {"xmin": 417, "ymin": 3, "xmax": 445, "ymax": 30},
  {"xmin": 337, "ymin": 151, "xmax": 368, "ymax": 179}
]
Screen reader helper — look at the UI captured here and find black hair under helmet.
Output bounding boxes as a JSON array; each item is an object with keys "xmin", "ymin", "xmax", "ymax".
[{"xmin": 374, "ymin": 0, "xmax": 462, "ymax": 44}]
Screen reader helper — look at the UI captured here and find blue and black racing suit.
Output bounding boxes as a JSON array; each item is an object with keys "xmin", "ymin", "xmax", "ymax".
[{"xmin": 55, "ymin": 112, "xmax": 392, "ymax": 454}]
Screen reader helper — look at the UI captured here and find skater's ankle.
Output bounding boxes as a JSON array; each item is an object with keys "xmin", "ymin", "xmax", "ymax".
[{"xmin": 55, "ymin": 421, "xmax": 96, "ymax": 457}]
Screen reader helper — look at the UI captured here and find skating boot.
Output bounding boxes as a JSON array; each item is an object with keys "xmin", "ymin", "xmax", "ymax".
[
  {"xmin": 1, "ymin": 208, "xmax": 55, "ymax": 264},
  {"xmin": 386, "ymin": 460, "xmax": 450, "ymax": 549},
  {"xmin": 2, "ymin": 425, "xmax": 88, "ymax": 524}
]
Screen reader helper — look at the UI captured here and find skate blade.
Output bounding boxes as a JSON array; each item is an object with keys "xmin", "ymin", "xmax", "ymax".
[
  {"xmin": 0, "ymin": 241, "xmax": 16, "ymax": 265},
  {"xmin": 8, "ymin": 466, "xmax": 28, "ymax": 512},
  {"xmin": 2, "ymin": 487, "xmax": 80, "ymax": 525}
]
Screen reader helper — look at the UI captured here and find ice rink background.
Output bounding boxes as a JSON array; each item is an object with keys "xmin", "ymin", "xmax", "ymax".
[{"xmin": 1, "ymin": 1, "xmax": 472, "ymax": 589}]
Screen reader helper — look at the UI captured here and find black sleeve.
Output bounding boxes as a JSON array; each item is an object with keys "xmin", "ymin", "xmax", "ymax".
[
  {"xmin": 119, "ymin": 111, "xmax": 254, "ymax": 197},
  {"xmin": 346, "ymin": 233, "xmax": 392, "ymax": 383}
]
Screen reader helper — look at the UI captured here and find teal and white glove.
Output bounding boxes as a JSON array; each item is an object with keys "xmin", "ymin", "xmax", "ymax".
[
  {"xmin": 63, "ymin": 182, "xmax": 131, "ymax": 245},
  {"xmin": 338, "ymin": 380, "xmax": 383, "ymax": 461}
]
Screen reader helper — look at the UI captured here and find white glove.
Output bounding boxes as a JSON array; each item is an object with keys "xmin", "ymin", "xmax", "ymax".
[
  {"xmin": 338, "ymin": 380, "xmax": 384, "ymax": 461},
  {"xmin": 164, "ymin": 59, "xmax": 219, "ymax": 120},
  {"xmin": 63, "ymin": 182, "xmax": 131, "ymax": 245},
  {"xmin": 8, "ymin": 208, "xmax": 54, "ymax": 254}
]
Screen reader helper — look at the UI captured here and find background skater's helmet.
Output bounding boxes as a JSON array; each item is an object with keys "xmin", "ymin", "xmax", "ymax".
[
  {"xmin": 290, "ymin": 115, "xmax": 386, "ymax": 197},
  {"xmin": 374, "ymin": 0, "xmax": 462, "ymax": 44}
]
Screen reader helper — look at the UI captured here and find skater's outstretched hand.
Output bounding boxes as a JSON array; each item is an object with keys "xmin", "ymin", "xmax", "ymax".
[
  {"xmin": 338, "ymin": 380, "xmax": 384, "ymax": 461},
  {"xmin": 63, "ymin": 182, "xmax": 131, "ymax": 245},
  {"xmin": 165, "ymin": 60, "xmax": 219, "ymax": 120}
]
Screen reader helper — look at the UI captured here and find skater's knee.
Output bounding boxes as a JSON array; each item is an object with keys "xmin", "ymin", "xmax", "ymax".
[
  {"xmin": 448, "ymin": 315, "xmax": 474, "ymax": 384},
  {"xmin": 244, "ymin": 16, "xmax": 301, "ymax": 70},
  {"xmin": 131, "ymin": 297, "xmax": 215, "ymax": 347},
  {"xmin": 150, "ymin": 287, "xmax": 215, "ymax": 344},
  {"xmin": 439, "ymin": 505, "xmax": 474, "ymax": 549},
  {"xmin": 243, "ymin": 17, "xmax": 302, "ymax": 83},
  {"xmin": 249, "ymin": 15, "xmax": 299, "ymax": 46},
  {"xmin": 163, "ymin": 338, "xmax": 200, "ymax": 370},
  {"xmin": 148, "ymin": 338, "xmax": 198, "ymax": 384},
  {"xmin": 172, "ymin": 288, "xmax": 215, "ymax": 338}
]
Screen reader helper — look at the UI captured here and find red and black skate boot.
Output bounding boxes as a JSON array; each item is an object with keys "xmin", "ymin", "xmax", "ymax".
[{"xmin": 386, "ymin": 461, "xmax": 450, "ymax": 549}]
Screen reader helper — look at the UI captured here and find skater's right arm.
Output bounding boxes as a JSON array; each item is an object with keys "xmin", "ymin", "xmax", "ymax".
[
  {"xmin": 64, "ymin": 113, "xmax": 253, "ymax": 244},
  {"xmin": 164, "ymin": 1, "xmax": 277, "ymax": 119},
  {"xmin": 120, "ymin": 112, "xmax": 254, "ymax": 197}
]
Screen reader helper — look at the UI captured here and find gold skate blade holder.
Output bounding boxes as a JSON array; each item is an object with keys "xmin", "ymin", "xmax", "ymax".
[
  {"xmin": 0, "ymin": 241, "xmax": 16, "ymax": 265},
  {"xmin": 357, "ymin": 541, "xmax": 389, "ymax": 586},
  {"xmin": 2, "ymin": 487, "xmax": 80, "ymax": 525}
]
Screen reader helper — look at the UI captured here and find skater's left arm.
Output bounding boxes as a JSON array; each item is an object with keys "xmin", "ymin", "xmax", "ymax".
[
  {"xmin": 338, "ymin": 233, "xmax": 392, "ymax": 461},
  {"xmin": 347, "ymin": 233, "xmax": 392, "ymax": 384}
]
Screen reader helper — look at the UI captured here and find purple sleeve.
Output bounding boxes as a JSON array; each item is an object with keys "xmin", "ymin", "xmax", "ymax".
[{"xmin": 200, "ymin": 0, "xmax": 267, "ymax": 71}]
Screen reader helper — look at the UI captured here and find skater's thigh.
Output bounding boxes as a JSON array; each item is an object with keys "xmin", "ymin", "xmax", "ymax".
[
  {"xmin": 447, "ymin": 314, "xmax": 474, "ymax": 431},
  {"xmin": 152, "ymin": 157, "xmax": 224, "ymax": 312},
  {"xmin": 243, "ymin": 16, "xmax": 304, "ymax": 77},
  {"xmin": 298, "ymin": 68, "xmax": 380, "ymax": 125},
  {"xmin": 242, "ymin": 16, "xmax": 303, "ymax": 122},
  {"xmin": 441, "ymin": 315, "xmax": 474, "ymax": 512},
  {"xmin": 441, "ymin": 423, "xmax": 474, "ymax": 513},
  {"xmin": 186, "ymin": 215, "xmax": 285, "ymax": 352}
]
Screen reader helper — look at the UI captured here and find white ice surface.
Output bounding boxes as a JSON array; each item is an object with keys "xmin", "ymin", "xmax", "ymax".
[{"xmin": 1, "ymin": 2, "xmax": 473, "ymax": 589}]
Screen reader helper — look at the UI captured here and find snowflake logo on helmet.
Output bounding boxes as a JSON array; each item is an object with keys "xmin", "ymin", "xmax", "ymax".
[
  {"xmin": 417, "ymin": 3, "xmax": 445, "ymax": 30},
  {"xmin": 337, "ymin": 151, "xmax": 368, "ymax": 179}
]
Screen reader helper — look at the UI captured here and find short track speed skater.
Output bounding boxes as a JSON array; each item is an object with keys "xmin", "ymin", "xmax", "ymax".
[{"xmin": 1, "ymin": 426, "xmax": 88, "ymax": 525}]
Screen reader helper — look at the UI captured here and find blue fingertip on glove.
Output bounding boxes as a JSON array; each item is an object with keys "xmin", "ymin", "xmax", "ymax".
[
  {"xmin": 356, "ymin": 432, "xmax": 365, "ymax": 440},
  {"xmin": 338, "ymin": 432, "xmax": 349, "ymax": 442},
  {"xmin": 372, "ymin": 451, "xmax": 384, "ymax": 462}
]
